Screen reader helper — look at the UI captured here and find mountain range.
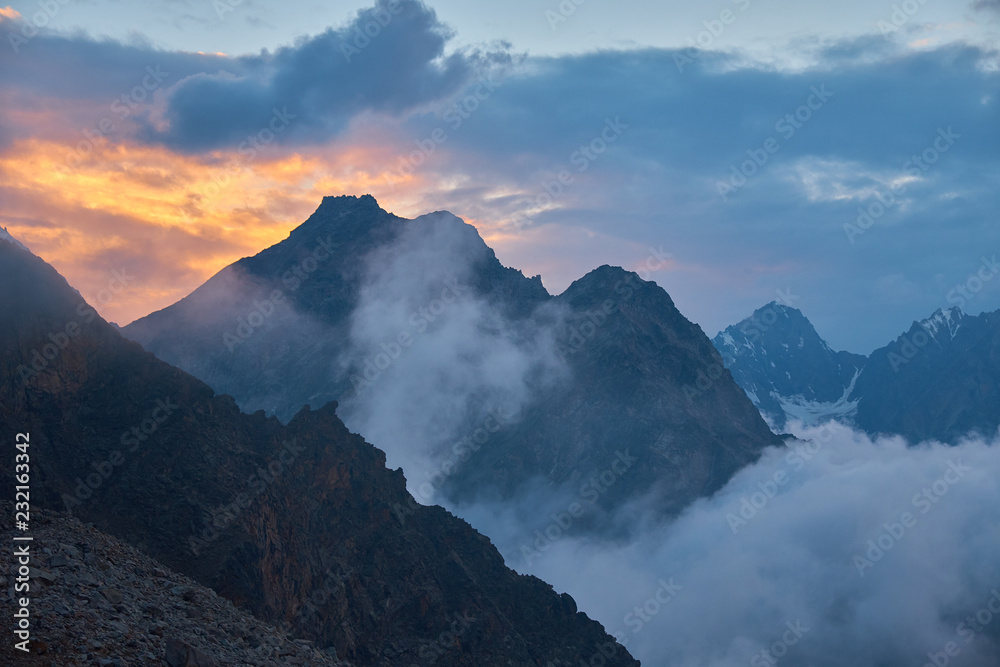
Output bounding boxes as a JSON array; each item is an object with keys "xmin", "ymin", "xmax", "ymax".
[
  {"xmin": 712, "ymin": 302, "xmax": 1000, "ymax": 443},
  {"xmin": 124, "ymin": 195, "xmax": 782, "ymax": 526},
  {"xmin": 0, "ymin": 234, "xmax": 639, "ymax": 665}
]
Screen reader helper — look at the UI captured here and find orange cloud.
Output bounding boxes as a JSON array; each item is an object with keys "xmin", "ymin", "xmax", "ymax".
[
  {"xmin": 0, "ymin": 6, "xmax": 20, "ymax": 21},
  {"xmin": 0, "ymin": 135, "xmax": 443, "ymax": 325}
]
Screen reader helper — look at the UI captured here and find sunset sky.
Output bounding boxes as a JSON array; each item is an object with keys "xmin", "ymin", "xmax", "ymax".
[{"xmin": 1, "ymin": 0, "xmax": 997, "ymax": 352}]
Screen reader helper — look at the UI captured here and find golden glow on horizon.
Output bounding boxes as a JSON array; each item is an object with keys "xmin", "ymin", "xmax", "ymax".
[{"xmin": 0, "ymin": 137, "xmax": 429, "ymax": 325}]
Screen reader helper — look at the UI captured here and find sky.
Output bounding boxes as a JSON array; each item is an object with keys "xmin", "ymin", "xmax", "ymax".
[{"xmin": 0, "ymin": 0, "xmax": 998, "ymax": 353}]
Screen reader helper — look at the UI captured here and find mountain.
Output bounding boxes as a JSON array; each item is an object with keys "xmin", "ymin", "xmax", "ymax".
[
  {"xmin": 714, "ymin": 302, "xmax": 1000, "ymax": 444},
  {"xmin": 854, "ymin": 307, "xmax": 1000, "ymax": 443},
  {"xmin": 0, "ymin": 234, "xmax": 639, "ymax": 666},
  {"xmin": 123, "ymin": 194, "xmax": 783, "ymax": 524},
  {"xmin": 712, "ymin": 302, "xmax": 866, "ymax": 429}
]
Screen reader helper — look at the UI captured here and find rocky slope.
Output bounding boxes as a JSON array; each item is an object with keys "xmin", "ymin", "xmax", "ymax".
[
  {"xmin": 0, "ymin": 501, "xmax": 347, "ymax": 666},
  {"xmin": 0, "ymin": 236, "xmax": 638, "ymax": 666}
]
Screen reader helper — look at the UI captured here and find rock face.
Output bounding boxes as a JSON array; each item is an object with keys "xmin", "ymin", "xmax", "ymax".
[
  {"xmin": 712, "ymin": 302, "xmax": 866, "ymax": 429},
  {"xmin": 0, "ymin": 501, "xmax": 348, "ymax": 666},
  {"xmin": 714, "ymin": 302, "xmax": 1000, "ymax": 444},
  {"xmin": 0, "ymin": 239, "xmax": 638, "ymax": 666},
  {"xmin": 123, "ymin": 195, "xmax": 782, "ymax": 522}
]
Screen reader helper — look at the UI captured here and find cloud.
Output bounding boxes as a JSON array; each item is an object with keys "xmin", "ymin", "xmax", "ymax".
[
  {"xmin": 1, "ymin": 19, "xmax": 997, "ymax": 349},
  {"xmin": 143, "ymin": 0, "xmax": 509, "ymax": 151},
  {"xmin": 381, "ymin": 39, "xmax": 999, "ymax": 352},
  {"xmin": 972, "ymin": 0, "xmax": 1000, "ymax": 16},
  {"xmin": 459, "ymin": 420, "xmax": 1000, "ymax": 667},
  {"xmin": 334, "ymin": 210, "xmax": 568, "ymax": 498},
  {"xmin": 0, "ymin": 1, "xmax": 509, "ymax": 154}
]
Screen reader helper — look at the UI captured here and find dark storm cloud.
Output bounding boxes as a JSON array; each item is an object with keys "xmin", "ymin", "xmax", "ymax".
[
  {"xmin": 144, "ymin": 0, "xmax": 505, "ymax": 151},
  {"xmin": 0, "ymin": 0, "xmax": 508, "ymax": 152}
]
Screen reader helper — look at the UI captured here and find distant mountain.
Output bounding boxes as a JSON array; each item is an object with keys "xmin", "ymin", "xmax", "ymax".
[
  {"xmin": 125, "ymin": 194, "xmax": 782, "ymax": 524},
  {"xmin": 714, "ymin": 302, "xmax": 1000, "ymax": 444},
  {"xmin": 712, "ymin": 302, "xmax": 866, "ymax": 429},
  {"xmin": 0, "ymin": 234, "xmax": 639, "ymax": 666},
  {"xmin": 854, "ymin": 307, "xmax": 1000, "ymax": 443}
]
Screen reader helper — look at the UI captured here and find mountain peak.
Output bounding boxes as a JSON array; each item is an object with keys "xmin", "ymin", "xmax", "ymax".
[
  {"xmin": 757, "ymin": 301, "xmax": 807, "ymax": 321},
  {"xmin": 290, "ymin": 194, "xmax": 396, "ymax": 243},
  {"xmin": 318, "ymin": 193, "xmax": 381, "ymax": 211},
  {"xmin": 0, "ymin": 226, "xmax": 29, "ymax": 252},
  {"xmin": 918, "ymin": 306, "xmax": 965, "ymax": 341}
]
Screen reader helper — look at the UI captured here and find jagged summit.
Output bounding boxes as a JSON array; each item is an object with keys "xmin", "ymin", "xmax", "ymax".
[
  {"xmin": 285, "ymin": 193, "xmax": 398, "ymax": 245},
  {"xmin": 919, "ymin": 306, "xmax": 965, "ymax": 342}
]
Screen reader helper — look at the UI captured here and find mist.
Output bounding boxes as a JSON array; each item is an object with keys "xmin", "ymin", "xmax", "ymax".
[
  {"xmin": 320, "ymin": 215, "xmax": 1000, "ymax": 666},
  {"xmin": 131, "ymin": 207, "xmax": 1000, "ymax": 666},
  {"xmin": 457, "ymin": 420, "xmax": 1000, "ymax": 667},
  {"xmin": 333, "ymin": 211, "xmax": 569, "ymax": 500}
]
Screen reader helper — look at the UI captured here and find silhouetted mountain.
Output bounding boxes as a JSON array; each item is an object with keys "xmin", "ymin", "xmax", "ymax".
[
  {"xmin": 712, "ymin": 303, "xmax": 865, "ymax": 429},
  {"xmin": 124, "ymin": 195, "xmax": 782, "ymax": 524},
  {"xmin": 0, "ymin": 234, "xmax": 639, "ymax": 666}
]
